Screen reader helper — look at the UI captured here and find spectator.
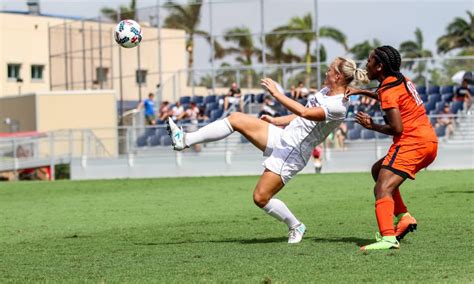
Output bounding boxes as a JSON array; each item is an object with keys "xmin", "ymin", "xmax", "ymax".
[
  {"xmin": 258, "ymin": 95, "xmax": 280, "ymax": 118},
  {"xmin": 177, "ymin": 102, "xmax": 201, "ymax": 152},
  {"xmin": 294, "ymin": 81, "xmax": 309, "ymax": 100},
  {"xmin": 158, "ymin": 101, "xmax": 170, "ymax": 121},
  {"xmin": 454, "ymin": 79, "xmax": 472, "ymax": 113},
  {"xmin": 290, "ymin": 85, "xmax": 297, "ymax": 100},
  {"xmin": 170, "ymin": 101, "xmax": 185, "ymax": 121},
  {"xmin": 137, "ymin": 93, "xmax": 157, "ymax": 125},
  {"xmin": 198, "ymin": 105, "xmax": 209, "ymax": 121},
  {"xmin": 224, "ymin": 82, "xmax": 243, "ymax": 112},
  {"xmin": 312, "ymin": 145, "xmax": 323, "ymax": 173},
  {"xmin": 335, "ymin": 122, "xmax": 348, "ymax": 150},
  {"xmin": 357, "ymin": 95, "xmax": 377, "ymax": 114},
  {"xmin": 436, "ymin": 103, "xmax": 455, "ymax": 139}
]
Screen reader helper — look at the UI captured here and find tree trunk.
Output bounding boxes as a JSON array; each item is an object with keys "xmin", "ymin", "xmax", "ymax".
[{"xmin": 305, "ymin": 44, "xmax": 311, "ymax": 86}]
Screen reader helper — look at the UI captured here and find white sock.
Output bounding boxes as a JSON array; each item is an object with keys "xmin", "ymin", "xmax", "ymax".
[
  {"xmin": 184, "ymin": 118, "xmax": 234, "ymax": 146},
  {"xmin": 262, "ymin": 198, "xmax": 300, "ymax": 229}
]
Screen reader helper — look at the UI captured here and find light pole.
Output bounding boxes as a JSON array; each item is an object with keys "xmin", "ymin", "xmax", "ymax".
[{"xmin": 16, "ymin": 78, "xmax": 23, "ymax": 95}]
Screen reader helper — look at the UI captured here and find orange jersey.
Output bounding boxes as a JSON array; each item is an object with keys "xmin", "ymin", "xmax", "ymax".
[{"xmin": 378, "ymin": 76, "xmax": 438, "ymax": 145}]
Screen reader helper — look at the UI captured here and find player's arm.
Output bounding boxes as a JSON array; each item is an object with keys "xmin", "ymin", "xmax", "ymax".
[
  {"xmin": 261, "ymin": 114, "xmax": 297, "ymax": 126},
  {"xmin": 261, "ymin": 78, "xmax": 327, "ymax": 121},
  {"xmin": 345, "ymin": 87, "xmax": 378, "ymax": 100},
  {"xmin": 356, "ymin": 108, "xmax": 403, "ymax": 136}
]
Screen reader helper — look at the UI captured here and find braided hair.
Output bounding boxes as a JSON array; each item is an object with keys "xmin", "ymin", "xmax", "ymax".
[{"xmin": 373, "ymin": 45, "xmax": 409, "ymax": 94}]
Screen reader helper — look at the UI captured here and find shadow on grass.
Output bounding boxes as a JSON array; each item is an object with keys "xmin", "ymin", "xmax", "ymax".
[
  {"xmin": 135, "ymin": 236, "xmax": 372, "ymax": 246},
  {"xmin": 443, "ymin": 191, "xmax": 474, "ymax": 194},
  {"xmin": 133, "ymin": 237, "xmax": 287, "ymax": 246},
  {"xmin": 312, "ymin": 237, "xmax": 373, "ymax": 246}
]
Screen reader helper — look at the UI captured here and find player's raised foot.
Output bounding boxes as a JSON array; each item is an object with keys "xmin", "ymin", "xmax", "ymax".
[
  {"xmin": 167, "ymin": 118, "xmax": 186, "ymax": 151},
  {"xmin": 288, "ymin": 223, "xmax": 306, "ymax": 244},
  {"xmin": 395, "ymin": 212, "xmax": 417, "ymax": 241},
  {"xmin": 360, "ymin": 233, "xmax": 400, "ymax": 251}
]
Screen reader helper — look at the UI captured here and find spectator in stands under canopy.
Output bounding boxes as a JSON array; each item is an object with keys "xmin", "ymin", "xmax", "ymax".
[
  {"xmin": 312, "ymin": 145, "xmax": 323, "ymax": 173},
  {"xmin": 177, "ymin": 102, "xmax": 201, "ymax": 152},
  {"xmin": 224, "ymin": 82, "xmax": 243, "ymax": 112},
  {"xmin": 137, "ymin": 93, "xmax": 157, "ymax": 125},
  {"xmin": 436, "ymin": 103, "xmax": 455, "ymax": 139},
  {"xmin": 258, "ymin": 95, "xmax": 280, "ymax": 118},
  {"xmin": 293, "ymin": 81, "xmax": 309, "ymax": 100},
  {"xmin": 335, "ymin": 122, "xmax": 348, "ymax": 150},
  {"xmin": 454, "ymin": 79, "xmax": 472, "ymax": 113},
  {"xmin": 170, "ymin": 101, "xmax": 185, "ymax": 121},
  {"xmin": 158, "ymin": 101, "xmax": 170, "ymax": 121}
]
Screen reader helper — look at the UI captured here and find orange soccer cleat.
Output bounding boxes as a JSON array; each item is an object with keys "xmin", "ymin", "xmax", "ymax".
[{"xmin": 395, "ymin": 213, "xmax": 417, "ymax": 241}]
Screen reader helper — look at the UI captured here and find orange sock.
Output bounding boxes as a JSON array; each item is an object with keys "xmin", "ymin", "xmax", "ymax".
[
  {"xmin": 392, "ymin": 188, "xmax": 408, "ymax": 216},
  {"xmin": 375, "ymin": 197, "xmax": 395, "ymax": 236}
]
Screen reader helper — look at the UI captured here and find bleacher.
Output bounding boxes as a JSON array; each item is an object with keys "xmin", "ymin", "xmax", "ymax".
[{"xmin": 133, "ymin": 85, "xmax": 473, "ymax": 148}]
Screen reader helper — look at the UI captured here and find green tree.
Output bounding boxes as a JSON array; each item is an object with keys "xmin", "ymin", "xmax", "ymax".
[
  {"xmin": 437, "ymin": 11, "xmax": 474, "ymax": 55},
  {"xmin": 349, "ymin": 39, "xmax": 381, "ymax": 61},
  {"xmin": 163, "ymin": 0, "xmax": 210, "ymax": 85},
  {"xmin": 263, "ymin": 27, "xmax": 301, "ymax": 83},
  {"xmin": 399, "ymin": 28, "xmax": 433, "ymax": 85},
  {"xmin": 223, "ymin": 26, "xmax": 261, "ymax": 88},
  {"xmin": 101, "ymin": 0, "xmax": 136, "ymax": 21},
  {"xmin": 285, "ymin": 13, "xmax": 348, "ymax": 85}
]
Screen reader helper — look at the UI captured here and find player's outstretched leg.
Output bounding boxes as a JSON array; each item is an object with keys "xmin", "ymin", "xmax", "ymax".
[
  {"xmin": 168, "ymin": 112, "xmax": 269, "ymax": 152},
  {"xmin": 254, "ymin": 169, "xmax": 306, "ymax": 244},
  {"xmin": 167, "ymin": 117, "xmax": 234, "ymax": 151}
]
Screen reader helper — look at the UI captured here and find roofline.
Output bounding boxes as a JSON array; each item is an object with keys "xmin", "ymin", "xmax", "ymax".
[{"xmin": 0, "ymin": 10, "xmax": 83, "ymax": 20}]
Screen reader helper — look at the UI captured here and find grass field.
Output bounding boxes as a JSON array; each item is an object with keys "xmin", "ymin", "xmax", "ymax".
[{"xmin": 0, "ymin": 170, "xmax": 472, "ymax": 282}]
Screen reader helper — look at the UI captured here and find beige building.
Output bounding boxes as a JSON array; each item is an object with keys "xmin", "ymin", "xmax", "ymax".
[
  {"xmin": 0, "ymin": 12, "xmax": 188, "ymax": 102},
  {"xmin": 0, "ymin": 90, "xmax": 118, "ymax": 156}
]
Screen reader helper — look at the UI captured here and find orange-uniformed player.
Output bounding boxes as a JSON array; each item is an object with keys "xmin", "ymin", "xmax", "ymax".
[{"xmin": 345, "ymin": 45, "xmax": 438, "ymax": 250}]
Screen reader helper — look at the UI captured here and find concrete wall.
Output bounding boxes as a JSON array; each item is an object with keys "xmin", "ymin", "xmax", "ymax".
[
  {"xmin": 0, "ymin": 94, "xmax": 37, "ymax": 132},
  {"xmin": 0, "ymin": 90, "xmax": 118, "ymax": 156}
]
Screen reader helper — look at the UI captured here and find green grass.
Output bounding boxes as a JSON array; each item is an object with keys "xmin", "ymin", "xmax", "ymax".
[{"xmin": 0, "ymin": 170, "xmax": 473, "ymax": 282}]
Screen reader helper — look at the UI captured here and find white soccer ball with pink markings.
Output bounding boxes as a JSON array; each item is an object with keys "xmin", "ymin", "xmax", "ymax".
[{"xmin": 114, "ymin": 19, "xmax": 142, "ymax": 48}]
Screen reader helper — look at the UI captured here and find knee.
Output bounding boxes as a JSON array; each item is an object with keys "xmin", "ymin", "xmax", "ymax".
[
  {"xmin": 227, "ymin": 112, "xmax": 244, "ymax": 128},
  {"xmin": 374, "ymin": 182, "xmax": 394, "ymax": 199},
  {"xmin": 253, "ymin": 191, "xmax": 270, "ymax": 208}
]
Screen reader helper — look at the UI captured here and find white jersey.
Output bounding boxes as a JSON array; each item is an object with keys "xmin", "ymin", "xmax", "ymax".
[{"xmin": 281, "ymin": 87, "xmax": 348, "ymax": 163}]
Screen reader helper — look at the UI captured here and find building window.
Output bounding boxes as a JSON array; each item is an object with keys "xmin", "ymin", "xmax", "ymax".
[
  {"xmin": 7, "ymin": 64, "xmax": 21, "ymax": 80},
  {"xmin": 31, "ymin": 65, "xmax": 44, "ymax": 80},
  {"xmin": 136, "ymin": 69, "xmax": 147, "ymax": 85},
  {"xmin": 96, "ymin": 67, "xmax": 109, "ymax": 83}
]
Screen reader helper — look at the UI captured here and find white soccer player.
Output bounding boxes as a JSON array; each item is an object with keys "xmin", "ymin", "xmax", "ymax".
[{"xmin": 168, "ymin": 57, "xmax": 369, "ymax": 243}]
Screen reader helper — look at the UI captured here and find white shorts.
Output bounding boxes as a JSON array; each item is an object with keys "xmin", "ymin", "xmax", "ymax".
[
  {"xmin": 262, "ymin": 124, "xmax": 306, "ymax": 184},
  {"xmin": 227, "ymin": 97, "xmax": 241, "ymax": 104}
]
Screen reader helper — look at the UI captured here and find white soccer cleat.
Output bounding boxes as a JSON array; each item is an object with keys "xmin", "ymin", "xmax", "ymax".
[
  {"xmin": 288, "ymin": 223, "xmax": 306, "ymax": 244},
  {"xmin": 167, "ymin": 118, "xmax": 186, "ymax": 151}
]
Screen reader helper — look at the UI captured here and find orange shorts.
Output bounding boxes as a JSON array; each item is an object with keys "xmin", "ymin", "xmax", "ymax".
[{"xmin": 382, "ymin": 142, "xmax": 438, "ymax": 179}]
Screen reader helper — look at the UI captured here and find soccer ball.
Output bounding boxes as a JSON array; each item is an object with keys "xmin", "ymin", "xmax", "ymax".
[{"xmin": 114, "ymin": 19, "xmax": 142, "ymax": 48}]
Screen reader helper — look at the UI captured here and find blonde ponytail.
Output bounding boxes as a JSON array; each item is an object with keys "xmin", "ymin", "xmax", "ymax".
[{"xmin": 335, "ymin": 57, "xmax": 369, "ymax": 86}]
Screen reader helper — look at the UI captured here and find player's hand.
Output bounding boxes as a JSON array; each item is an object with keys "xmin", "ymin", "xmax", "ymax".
[
  {"xmin": 355, "ymin": 112, "xmax": 373, "ymax": 129},
  {"xmin": 344, "ymin": 87, "xmax": 361, "ymax": 101},
  {"xmin": 260, "ymin": 114, "xmax": 274, "ymax": 124},
  {"xmin": 260, "ymin": 78, "xmax": 279, "ymax": 96}
]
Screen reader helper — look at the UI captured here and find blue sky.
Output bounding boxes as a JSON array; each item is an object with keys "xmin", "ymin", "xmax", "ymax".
[{"xmin": 2, "ymin": 0, "xmax": 472, "ymax": 68}]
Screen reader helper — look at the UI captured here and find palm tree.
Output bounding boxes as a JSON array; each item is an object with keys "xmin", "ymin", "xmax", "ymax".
[
  {"xmin": 349, "ymin": 39, "xmax": 381, "ymax": 61},
  {"xmin": 437, "ymin": 11, "xmax": 474, "ymax": 55},
  {"xmin": 163, "ymin": 0, "xmax": 210, "ymax": 85},
  {"xmin": 285, "ymin": 13, "xmax": 348, "ymax": 85},
  {"xmin": 264, "ymin": 27, "xmax": 301, "ymax": 83},
  {"xmin": 101, "ymin": 0, "xmax": 136, "ymax": 21},
  {"xmin": 223, "ymin": 26, "xmax": 261, "ymax": 88},
  {"xmin": 399, "ymin": 28, "xmax": 433, "ymax": 85}
]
